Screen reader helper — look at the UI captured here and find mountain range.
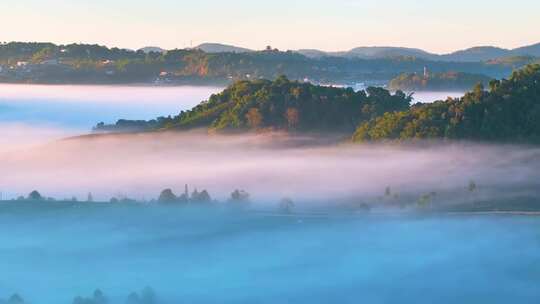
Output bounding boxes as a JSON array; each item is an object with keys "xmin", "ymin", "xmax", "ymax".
[
  {"xmin": 137, "ymin": 42, "xmax": 540, "ymax": 62},
  {"xmin": 194, "ymin": 43, "xmax": 253, "ymax": 53},
  {"xmin": 160, "ymin": 42, "xmax": 539, "ymax": 62},
  {"xmin": 139, "ymin": 43, "xmax": 253, "ymax": 54},
  {"xmin": 139, "ymin": 46, "xmax": 166, "ymax": 54},
  {"xmin": 300, "ymin": 43, "xmax": 540, "ymax": 62}
]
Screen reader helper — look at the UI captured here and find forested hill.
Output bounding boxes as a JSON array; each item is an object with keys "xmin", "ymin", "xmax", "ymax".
[
  {"xmin": 388, "ymin": 71, "xmax": 492, "ymax": 91},
  {"xmin": 94, "ymin": 76, "xmax": 411, "ymax": 133},
  {"xmin": 353, "ymin": 64, "xmax": 540, "ymax": 143},
  {"xmin": 0, "ymin": 42, "xmax": 525, "ymax": 84}
]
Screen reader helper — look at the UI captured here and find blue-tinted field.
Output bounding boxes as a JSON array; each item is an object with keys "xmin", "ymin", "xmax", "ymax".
[{"xmin": 1, "ymin": 203, "xmax": 539, "ymax": 304}]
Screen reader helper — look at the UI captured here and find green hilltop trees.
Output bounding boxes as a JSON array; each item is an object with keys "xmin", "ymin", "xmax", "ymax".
[
  {"xmin": 388, "ymin": 71, "xmax": 492, "ymax": 91},
  {"xmin": 354, "ymin": 64, "xmax": 540, "ymax": 142},
  {"xmin": 95, "ymin": 63, "xmax": 540, "ymax": 144},
  {"xmin": 171, "ymin": 76, "xmax": 411, "ymax": 133},
  {"xmin": 96, "ymin": 76, "xmax": 412, "ymax": 133}
]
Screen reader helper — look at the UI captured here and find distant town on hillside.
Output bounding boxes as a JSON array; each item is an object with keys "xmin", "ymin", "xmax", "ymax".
[{"xmin": 0, "ymin": 41, "xmax": 538, "ymax": 86}]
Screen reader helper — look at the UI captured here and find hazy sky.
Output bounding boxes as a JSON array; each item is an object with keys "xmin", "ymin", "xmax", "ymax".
[{"xmin": 2, "ymin": 0, "xmax": 539, "ymax": 53}]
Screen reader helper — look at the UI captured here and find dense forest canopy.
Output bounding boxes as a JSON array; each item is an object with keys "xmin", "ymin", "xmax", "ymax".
[
  {"xmin": 388, "ymin": 71, "xmax": 492, "ymax": 91},
  {"xmin": 94, "ymin": 76, "xmax": 412, "ymax": 133},
  {"xmin": 0, "ymin": 42, "xmax": 525, "ymax": 84},
  {"xmin": 96, "ymin": 64, "xmax": 540, "ymax": 142},
  {"xmin": 353, "ymin": 64, "xmax": 540, "ymax": 142}
]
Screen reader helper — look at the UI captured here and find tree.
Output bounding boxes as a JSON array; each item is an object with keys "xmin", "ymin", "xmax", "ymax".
[
  {"xmin": 28, "ymin": 190, "xmax": 42, "ymax": 201},
  {"xmin": 140, "ymin": 287, "xmax": 156, "ymax": 304},
  {"xmin": 245, "ymin": 108, "xmax": 263, "ymax": 129},
  {"xmin": 125, "ymin": 287, "xmax": 156, "ymax": 304},
  {"xmin": 71, "ymin": 289, "xmax": 107, "ymax": 304},
  {"xmin": 285, "ymin": 107, "xmax": 299, "ymax": 130},
  {"xmin": 87, "ymin": 192, "xmax": 94, "ymax": 202},
  {"xmin": 158, "ymin": 189, "xmax": 177, "ymax": 203},
  {"xmin": 357, "ymin": 203, "xmax": 371, "ymax": 213},
  {"xmin": 417, "ymin": 193, "xmax": 434, "ymax": 209},
  {"xmin": 93, "ymin": 289, "xmax": 107, "ymax": 304},
  {"xmin": 31, "ymin": 46, "xmax": 56, "ymax": 63},
  {"xmin": 190, "ymin": 188, "xmax": 212, "ymax": 203},
  {"xmin": 125, "ymin": 292, "xmax": 140, "ymax": 304},
  {"xmin": 8, "ymin": 294, "xmax": 24, "ymax": 304},
  {"xmin": 279, "ymin": 198, "xmax": 295, "ymax": 213},
  {"xmin": 229, "ymin": 189, "xmax": 250, "ymax": 207},
  {"xmin": 468, "ymin": 181, "xmax": 477, "ymax": 193}
]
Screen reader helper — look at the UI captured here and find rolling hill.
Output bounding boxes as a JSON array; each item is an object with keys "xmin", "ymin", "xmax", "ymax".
[
  {"xmin": 194, "ymin": 43, "xmax": 253, "ymax": 53},
  {"xmin": 297, "ymin": 43, "xmax": 540, "ymax": 62}
]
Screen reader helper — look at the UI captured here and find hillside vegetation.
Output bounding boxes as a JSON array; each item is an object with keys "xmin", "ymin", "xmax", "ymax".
[
  {"xmin": 95, "ymin": 76, "xmax": 411, "ymax": 133},
  {"xmin": 0, "ymin": 42, "xmax": 521, "ymax": 84},
  {"xmin": 353, "ymin": 64, "xmax": 540, "ymax": 142},
  {"xmin": 388, "ymin": 71, "xmax": 492, "ymax": 91}
]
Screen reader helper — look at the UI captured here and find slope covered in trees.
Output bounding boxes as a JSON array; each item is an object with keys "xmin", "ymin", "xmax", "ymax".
[
  {"xmin": 388, "ymin": 71, "xmax": 492, "ymax": 91},
  {"xmin": 0, "ymin": 42, "xmax": 520, "ymax": 84},
  {"xmin": 95, "ymin": 76, "xmax": 412, "ymax": 133},
  {"xmin": 353, "ymin": 64, "xmax": 540, "ymax": 142}
]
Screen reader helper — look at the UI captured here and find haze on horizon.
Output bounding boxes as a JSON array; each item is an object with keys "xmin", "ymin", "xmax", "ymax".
[{"xmin": 1, "ymin": 0, "xmax": 539, "ymax": 54}]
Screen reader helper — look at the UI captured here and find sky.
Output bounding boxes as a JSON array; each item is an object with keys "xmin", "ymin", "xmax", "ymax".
[{"xmin": 1, "ymin": 0, "xmax": 539, "ymax": 54}]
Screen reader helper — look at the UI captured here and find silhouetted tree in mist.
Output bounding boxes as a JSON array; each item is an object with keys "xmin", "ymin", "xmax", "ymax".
[
  {"xmin": 27, "ymin": 190, "xmax": 42, "ymax": 201},
  {"xmin": 228, "ymin": 189, "xmax": 251, "ymax": 208},
  {"xmin": 158, "ymin": 189, "xmax": 177, "ymax": 204},
  {"xmin": 279, "ymin": 198, "xmax": 295, "ymax": 213},
  {"xmin": 72, "ymin": 289, "xmax": 107, "ymax": 304},
  {"xmin": 125, "ymin": 287, "xmax": 156, "ymax": 304}
]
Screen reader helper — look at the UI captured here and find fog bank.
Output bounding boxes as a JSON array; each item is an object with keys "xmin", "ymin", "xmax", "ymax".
[
  {"xmin": 1, "ymin": 131, "xmax": 539, "ymax": 205},
  {"xmin": 0, "ymin": 84, "xmax": 222, "ymax": 128}
]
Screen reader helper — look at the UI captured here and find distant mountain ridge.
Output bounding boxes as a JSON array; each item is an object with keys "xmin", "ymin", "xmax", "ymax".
[
  {"xmin": 297, "ymin": 43, "xmax": 540, "ymax": 62},
  {"xmin": 138, "ymin": 42, "xmax": 539, "ymax": 62},
  {"xmin": 194, "ymin": 43, "xmax": 253, "ymax": 53},
  {"xmin": 298, "ymin": 47, "xmax": 436, "ymax": 60},
  {"xmin": 138, "ymin": 46, "xmax": 166, "ymax": 54},
  {"xmin": 440, "ymin": 46, "xmax": 510, "ymax": 62}
]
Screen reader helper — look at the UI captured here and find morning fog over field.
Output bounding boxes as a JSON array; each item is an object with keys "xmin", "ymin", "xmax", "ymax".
[
  {"xmin": 3, "ymin": 0, "xmax": 540, "ymax": 302},
  {"xmin": 2, "ymin": 130, "xmax": 540, "ymax": 208},
  {"xmin": 2, "ymin": 130, "xmax": 540, "ymax": 304},
  {"xmin": 1, "ymin": 76, "xmax": 540, "ymax": 304},
  {"xmin": 2, "ymin": 10, "xmax": 540, "ymax": 301},
  {"xmin": 2, "ymin": 205, "xmax": 540, "ymax": 304},
  {"xmin": 0, "ymin": 84, "xmax": 484, "ymax": 205},
  {"xmin": 2, "ymin": 128, "xmax": 540, "ymax": 304}
]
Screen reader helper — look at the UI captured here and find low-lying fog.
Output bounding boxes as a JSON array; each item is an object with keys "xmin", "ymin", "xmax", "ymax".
[
  {"xmin": 1, "ymin": 206, "xmax": 539, "ymax": 304},
  {"xmin": 1, "ymin": 130, "xmax": 539, "ymax": 206},
  {"xmin": 2, "ymin": 86, "xmax": 540, "ymax": 304},
  {"xmin": 409, "ymin": 91, "xmax": 464, "ymax": 103},
  {"xmin": 0, "ymin": 84, "xmax": 222, "ymax": 129}
]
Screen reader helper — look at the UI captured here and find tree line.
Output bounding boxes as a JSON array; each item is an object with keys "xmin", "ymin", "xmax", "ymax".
[
  {"xmin": 388, "ymin": 71, "xmax": 492, "ymax": 91},
  {"xmin": 7, "ymin": 187, "xmax": 296, "ymax": 214},
  {"xmin": 0, "ymin": 287, "xmax": 156, "ymax": 304}
]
